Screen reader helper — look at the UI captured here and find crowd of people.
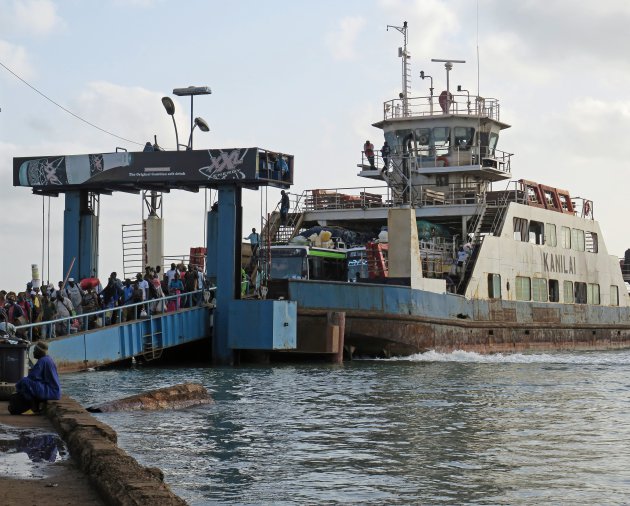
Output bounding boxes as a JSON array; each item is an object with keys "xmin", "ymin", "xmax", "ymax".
[{"xmin": 0, "ymin": 263, "xmax": 207, "ymax": 340}]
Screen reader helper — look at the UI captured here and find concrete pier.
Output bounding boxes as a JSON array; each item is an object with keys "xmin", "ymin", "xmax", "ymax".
[{"xmin": 0, "ymin": 397, "xmax": 186, "ymax": 505}]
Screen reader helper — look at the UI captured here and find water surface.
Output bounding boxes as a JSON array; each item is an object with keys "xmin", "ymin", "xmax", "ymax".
[{"xmin": 63, "ymin": 350, "xmax": 630, "ymax": 505}]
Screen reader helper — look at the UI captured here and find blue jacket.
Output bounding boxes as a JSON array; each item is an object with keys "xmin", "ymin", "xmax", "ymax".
[{"xmin": 16, "ymin": 355, "xmax": 61, "ymax": 401}]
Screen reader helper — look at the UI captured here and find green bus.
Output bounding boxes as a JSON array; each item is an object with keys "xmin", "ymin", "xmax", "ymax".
[{"xmin": 264, "ymin": 245, "xmax": 348, "ymax": 281}]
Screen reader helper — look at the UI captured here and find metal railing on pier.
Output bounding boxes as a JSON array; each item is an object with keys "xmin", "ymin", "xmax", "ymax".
[{"xmin": 14, "ymin": 288, "xmax": 214, "ymax": 342}]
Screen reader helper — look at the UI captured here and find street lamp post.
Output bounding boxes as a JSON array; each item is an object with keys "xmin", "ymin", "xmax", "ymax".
[{"xmin": 173, "ymin": 85, "xmax": 212, "ymax": 149}]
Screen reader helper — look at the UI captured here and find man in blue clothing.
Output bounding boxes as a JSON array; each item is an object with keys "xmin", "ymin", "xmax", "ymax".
[
  {"xmin": 244, "ymin": 227, "xmax": 260, "ymax": 257},
  {"xmin": 9, "ymin": 341, "xmax": 61, "ymax": 415}
]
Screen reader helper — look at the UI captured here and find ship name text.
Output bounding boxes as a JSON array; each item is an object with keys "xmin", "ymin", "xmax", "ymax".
[{"xmin": 542, "ymin": 253, "xmax": 576, "ymax": 274}]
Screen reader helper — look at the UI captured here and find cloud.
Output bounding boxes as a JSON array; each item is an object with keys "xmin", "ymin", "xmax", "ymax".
[
  {"xmin": 326, "ymin": 16, "xmax": 366, "ymax": 61},
  {"xmin": 0, "ymin": 41, "xmax": 35, "ymax": 81},
  {"xmin": 3, "ymin": 0, "xmax": 64, "ymax": 37},
  {"xmin": 480, "ymin": 0, "xmax": 630, "ymax": 68}
]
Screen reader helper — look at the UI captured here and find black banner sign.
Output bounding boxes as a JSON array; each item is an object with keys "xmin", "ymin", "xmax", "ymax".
[{"xmin": 14, "ymin": 147, "xmax": 293, "ymax": 191}]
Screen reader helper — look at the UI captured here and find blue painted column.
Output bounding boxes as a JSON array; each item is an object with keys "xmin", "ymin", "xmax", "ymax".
[
  {"xmin": 63, "ymin": 191, "xmax": 99, "ymax": 281},
  {"xmin": 212, "ymin": 186, "xmax": 242, "ymax": 365},
  {"xmin": 63, "ymin": 191, "xmax": 81, "ymax": 281},
  {"xmin": 206, "ymin": 208, "xmax": 218, "ymax": 287}
]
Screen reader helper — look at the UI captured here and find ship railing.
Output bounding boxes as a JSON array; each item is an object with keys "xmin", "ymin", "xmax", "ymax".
[
  {"xmin": 571, "ymin": 197, "xmax": 595, "ymax": 220},
  {"xmin": 486, "ymin": 181, "xmax": 595, "ymax": 221},
  {"xmin": 383, "ymin": 94, "xmax": 500, "ymax": 121},
  {"xmin": 360, "ymin": 148, "xmax": 512, "ymax": 174},
  {"xmin": 303, "ymin": 184, "xmax": 490, "ymax": 210},
  {"xmin": 304, "ymin": 186, "xmax": 391, "ymax": 211},
  {"xmin": 13, "ymin": 288, "xmax": 213, "ymax": 343}
]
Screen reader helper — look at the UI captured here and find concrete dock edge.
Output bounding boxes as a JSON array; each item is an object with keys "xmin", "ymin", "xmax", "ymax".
[{"xmin": 45, "ymin": 396, "xmax": 187, "ymax": 506}]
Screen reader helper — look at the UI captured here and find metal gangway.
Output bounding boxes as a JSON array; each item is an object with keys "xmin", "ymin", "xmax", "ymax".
[{"xmin": 14, "ymin": 288, "xmax": 214, "ymax": 371}]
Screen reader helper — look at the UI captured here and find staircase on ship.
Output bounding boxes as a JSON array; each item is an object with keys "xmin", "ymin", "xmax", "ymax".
[
  {"xmin": 456, "ymin": 187, "xmax": 512, "ymax": 294},
  {"xmin": 262, "ymin": 193, "xmax": 306, "ymax": 245}
]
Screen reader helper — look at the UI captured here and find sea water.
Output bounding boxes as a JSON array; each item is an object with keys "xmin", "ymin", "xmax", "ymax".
[{"xmin": 62, "ymin": 350, "xmax": 630, "ymax": 505}]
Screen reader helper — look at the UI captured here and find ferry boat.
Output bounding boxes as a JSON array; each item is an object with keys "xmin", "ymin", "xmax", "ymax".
[{"xmin": 259, "ymin": 22, "xmax": 630, "ymax": 357}]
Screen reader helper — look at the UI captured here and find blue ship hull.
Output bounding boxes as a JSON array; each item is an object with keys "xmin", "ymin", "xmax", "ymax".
[{"xmin": 288, "ymin": 280, "xmax": 630, "ymax": 356}]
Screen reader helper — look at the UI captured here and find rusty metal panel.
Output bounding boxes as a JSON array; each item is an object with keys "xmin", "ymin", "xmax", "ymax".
[{"xmin": 532, "ymin": 307, "xmax": 561, "ymax": 323}]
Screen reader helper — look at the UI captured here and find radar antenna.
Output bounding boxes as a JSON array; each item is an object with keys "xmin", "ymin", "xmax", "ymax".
[
  {"xmin": 387, "ymin": 21, "xmax": 410, "ymax": 117},
  {"xmin": 431, "ymin": 58, "xmax": 465, "ymax": 113}
]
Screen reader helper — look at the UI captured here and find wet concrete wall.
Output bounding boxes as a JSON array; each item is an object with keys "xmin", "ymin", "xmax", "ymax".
[{"xmin": 45, "ymin": 396, "xmax": 187, "ymax": 505}]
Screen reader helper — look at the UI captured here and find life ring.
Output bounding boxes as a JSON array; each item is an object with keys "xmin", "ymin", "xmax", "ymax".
[
  {"xmin": 436, "ymin": 156, "xmax": 449, "ymax": 167},
  {"xmin": 583, "ymin": 200, "xmax": 591, "ymax": 216},
  {"xmin": 438, "ymin": 90, "xmax": 453, "ymax": 112}
]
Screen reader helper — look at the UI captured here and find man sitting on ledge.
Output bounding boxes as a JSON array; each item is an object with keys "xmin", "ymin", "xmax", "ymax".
[{"xmin": 9, "ymin": 341, "xmax": 61, "ymax": 415}]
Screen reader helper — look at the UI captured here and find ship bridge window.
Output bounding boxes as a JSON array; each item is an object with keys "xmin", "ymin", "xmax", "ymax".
[
  {"xmin": 611, "ymin": 285, "xmax": 619, "ymax": 306},
  {"xmin": 561, "ymin": 226, "xmax": 571, "ymax": 249},
  {"xmin": 529, "ymin": 220, "xmax": 544, "ymax": 245},
  {"xmin": 563, "ymin": 281, "xmax": 574, "ymax": 303},
  {"xmin": 572, "ymin": 229, "xmax": 585, "ymax": 252},
  {"xmin": 488, "ymin": 273, "xmax": 502, "ymax": 299},
  {"xmin": 532, "ymin": 278, "xmax": 548, "ymax": 302},
  {"xmin": 545, "ymin": 223, "xmax": 557, "ymax": 247},
  {"xmin": 415, "ymin": 128, "xmax": 431, "ymax": 153},
  {"xmin": 392, "ymin": 129, "xmax": 413, "ymax": 155},
  {"xmin": 454, "ymin": 127, "xmax": 475, "ymax": 150},
  {"xmin": 433, "ymin": 127, "xmax": 450, "ymax": 155},
  {"xmin": 513, "ymin": 218, "xmax": 529, "ymax": 242},
  {"xmin": 549, "ymin": 279, "xmax": 559, "ymax": 302},
  {"xmin": 515, "ymin": 276, "xmax": 531, "ymax": 301},
  {"xmin": 585, "ymin": 231, "xmax": 598, "ymax": 253},
  {"xmin": 574, "ymin": 282, "xmax": 587, "ymax": 304},
  {"xmin": 587, "ymin": 283, "xmax": 600, "ymax": 305}
]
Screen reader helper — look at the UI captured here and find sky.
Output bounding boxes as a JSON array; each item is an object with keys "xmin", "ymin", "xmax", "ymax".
[{"xmin": 1, "ymin": 0, "xmax": 629, "ymax": 290}]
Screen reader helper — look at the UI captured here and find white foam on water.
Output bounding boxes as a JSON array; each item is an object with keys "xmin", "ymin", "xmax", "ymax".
[{"xmin": 381, "ymin": 349, "xmax": 630, "ymax": 366}]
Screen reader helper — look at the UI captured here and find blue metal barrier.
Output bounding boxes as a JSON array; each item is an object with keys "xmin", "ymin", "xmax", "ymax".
[{"xmin": 14, "ymin": 289, "xmax": 214, "ymax": 372}]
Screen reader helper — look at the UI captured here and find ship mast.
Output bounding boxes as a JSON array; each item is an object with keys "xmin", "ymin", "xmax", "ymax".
[{"xmin": 387, "ymin": 21, "xmax": 410, "ymax": 117}]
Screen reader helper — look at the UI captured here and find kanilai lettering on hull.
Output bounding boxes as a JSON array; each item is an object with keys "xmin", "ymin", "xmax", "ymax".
[{"xmin": 542, "ymin": 252, "xmax": 577, "ymax": 275}]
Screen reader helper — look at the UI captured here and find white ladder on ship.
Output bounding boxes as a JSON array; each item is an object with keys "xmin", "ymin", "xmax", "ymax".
[{"xmin": 122, "ymin": 223, "xmax": 144, "ymax": 280}]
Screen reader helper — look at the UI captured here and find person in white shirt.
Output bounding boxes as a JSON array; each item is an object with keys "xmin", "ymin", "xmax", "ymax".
[
  {"xmin": 136, "ymin": 273, "xmax": 149, "ymax": 301},
  {"xmin": 166, "ymin": 263, "xmax": 177, "ymax": 284}
]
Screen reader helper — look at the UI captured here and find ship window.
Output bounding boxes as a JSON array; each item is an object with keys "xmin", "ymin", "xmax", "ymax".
[
  {"xmin": 563, "ymin": 281, "xmax": 574, "ymax": 303},
  {"xmin": 585, "ymin": 231, "xmax": 598, "ymax": 253},
  {"xmin": 488, "ymin": 273, "xmax": 502, "ymax": 299},
  {"xmin": 393, "ymin": 129, "xmax": 412, "ymax": 155},
  {"xmin": 532, "ymin": 278, "xmax": 548, "ymax": 302},
  {"xmin": 549, "ymin": 279, "xmax": 559, "ymax": 302},
  {"xmin": 561, "ymin": 226, "xmax": 571, "ymax": 249},
  {"xmin": 515, "ymin": 276, "xmax": 531, "ymax": 301},
  {"xmin": 574, "ymin": 282, "xmax": 587, "ymax": 304},
  {"xmin": 454, "ymin": 127, "xmax": 475, "ymax": 150},
  {"xmin": 545, "ymin": 223, "xmax": 557, "ymax": 247},
  {"xmin": 611, "ymin": 285, "xmax": 619, "ymax": 306},
  {"xmin": 529, "ymin": 220, "xmax": 544, "ymax": 245},
  {"xmin": 432, "ymin": 127, "xmax": 450, "ymax": 155},
  {"xmin": 572, "ymin": 229, "xmax": 585, "ymax": 252},
  {"xmin": 488, "ymin": 132, "xmax": 498, "ymax": 153},
  {"xmin": 415, "ymin": 128, "xmax": 431, "ymax": 152},
  {"xmin": 587, "ymin": 283, "xmax": 600, "ymax": 305},
  {"xmin": 513, "ymin": 218, "xmax": 529, "ymax": 242},
  {"xmin": 436, "ymin": 175, "xmax": 449, "ymax": 186}
]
